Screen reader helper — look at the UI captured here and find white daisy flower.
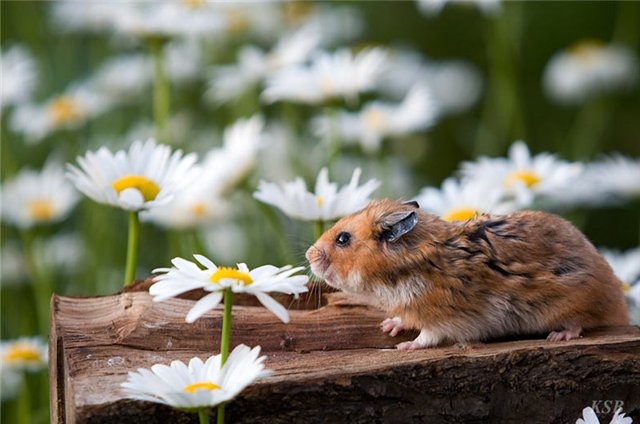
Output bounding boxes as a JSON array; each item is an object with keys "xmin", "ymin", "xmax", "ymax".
[
  {"xmin": 0, "ymin": 160, "xmax": 79, "ymax": 229},
  {"xmin": 1, "ymin": 44, "xmax": 38, "ymax": 110},
  {"xmin": 414, "ymin": 177, "xmax": 517, "ymax": 222},
  {"xmin": 0, "ymin": 365, "xmax": 23, "ymax": 401},
  {"xmin": 0, "ymin": 337, "xmax": 48, "ymax": 373},
  {"xmin": 460, "ymin": 140, "xmax": 584, "ymax": 208},
  {"xmin": 10, "ymin": 82, "xmax": 111, "ymax": 144},
  {"xmin": 378, "ymin": 48, "xmax": 483, "ymax": 116},
  {"xmin": 416, "ymin": 0, "xmax": 502, "ymax": 17},
  {"xmin": 121, "ymin": 344, "xmax": 270, "ymax": 411},
  {"xmin": 543, "ymin": 40, "xmax": 639, "ymax": 105},
  {"xmin": 253, "ymin": 167, "xmax": 380, "ymax": 222},
  {"xmin": 207, "ymin": 25, "xmax": 321, "ymax": 104},
  {"xmin": 601, "ymin": 247, "xmax": 640, "ymax": 320},
  {"xmin": 90, "ymin": 54, "xmax": 152, "ymax": 103},
  {"xmin": 150, "ymin": 255, "xmax": 309, "ymax": 323},
  {"xmin": 312, "ymin": 84, "xmax": 439, "ymax": 153},
  {"xmin": 586, "ymin": 155, "xmax": 640, "ymax": 201},
  {"xmin": 576, "ymin": 406, "xmax": 632, "ymax": 424},
  {"xmin": 66, "ymin": 139, "xmax": 199, "ymax": 212},
  {"xmin": 261, "ymin": 47, "xmax": 388, "ymax": 105}
]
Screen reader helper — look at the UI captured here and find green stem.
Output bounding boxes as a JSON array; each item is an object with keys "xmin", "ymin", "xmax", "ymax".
[
  {"xmin": 149, "ymin": 37, "xmax": 170, "ymax": 144},
  {"xmin": 199, "ymin": 409, "xmax": 211, "ymax": 424},
  {"xmin": 314, "ymin": 220, "xmax": 325, "ymax": 241},
  {"xmin": 124, "ymin": 211, "xmax": 140, "ymax": 287},
  {"xmin": 324, "ymin": 106, "xmax": 340, "ymax": 171},
  {"xmin": 216, "ymin": 288, "xmax": 234, "ymax": 424},
  {"xmin": 220, "ymin": 288, "xmax": 234, "ymax": 365},
  {"xmin": 21, "ymin": 230, "xmax": 52, "ymax": 336},
  {"xmin": 567, "ymin": 97, "xmax": 611, "ymax": 160},
  {"xmin": 16, "ymin": 376, "xmax": 31, "ymax": 424}
]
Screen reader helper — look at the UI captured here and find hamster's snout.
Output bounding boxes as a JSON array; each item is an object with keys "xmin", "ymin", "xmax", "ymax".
[{"xmin": 305, "ymin": 245, "xmax": 330, "ymax": 282}]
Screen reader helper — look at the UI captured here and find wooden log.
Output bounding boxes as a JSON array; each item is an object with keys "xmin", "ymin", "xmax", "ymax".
[{"xmin": 50, "ymin": 286, "xmax": 640, "ymax": 424}]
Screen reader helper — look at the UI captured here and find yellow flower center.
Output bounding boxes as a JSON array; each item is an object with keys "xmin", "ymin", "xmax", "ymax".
[
  {"xmin": 362, "ymin": 108, "xmax": 386, "ymax": 131},
  {"xmin": 443, "ymin": 207, "xmax": 477, "ymax": 222},
  {"xmin": 209, "ymin": 267, "xmax": 253, "ymax": 285},
  {"xmin": 622, "ymin": 282, "xmax": 631, "ymax": 293},
  {"xmin": 27, "ymin": 199, "xmax": 55, "ymax": 221},
  {"xmin": 569, "ymin": 39, "xmax": 605, "ymax": 62},
  {"xmin": 3, "ymin": 344, "xmax": 43, "ymax": 364},
  {"xmin": 225, "ymin": 10, "xmax": 249, "ymax": 34},
  {"xmin": 283, "ymin": 2, "xmax": 313, "ymax": 25},
  {"xmin": 182, "ymin": 0, "xmax": 204, "ymax": 9},
  {"xmin": 190, "ymin": 202, "xmax": 206, "ymax": 217},
  {"xmin": 183, "ymin": 381, "xmax": 221, "ymax": 394},
  {"xmin": 49, "ymin": 96, "xmax": 80, "ymax": 125},
  {"xmin": 315, "ymin": 196, "xmax": 324, "ymax": 207},
  {"xmin": 112, "ymin": 175, "xmax": 161, "ymax": 202},
  {"xmin": 504, "ymin": 170, "xmax": 540, "ymax": 189}
]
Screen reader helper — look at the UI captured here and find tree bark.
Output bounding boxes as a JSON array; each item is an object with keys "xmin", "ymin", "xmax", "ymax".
[{"xmin": 50, "ymin": 283, "xmax": 640, "ymax": 424}]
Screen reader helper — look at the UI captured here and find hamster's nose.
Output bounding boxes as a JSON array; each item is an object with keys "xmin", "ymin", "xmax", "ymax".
[{"xmin": 305, "ymin": 245, "xmax": 314, "ymax": 262}]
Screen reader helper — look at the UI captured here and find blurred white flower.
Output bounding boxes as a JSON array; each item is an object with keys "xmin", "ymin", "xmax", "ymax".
[
  {"xmin": 90, "ymin": 54, "xmax": 152, "ymax": 103},
  {"xmin": 0, "ymin": 337, "xmax": 48, "ymax": 373},
  {"xmin": 33, "ymin": 232, "xmax": 86, "ymax": 275},
  {"xmin": 66, "ymin": 139, "xmax": 199, "ymax": 212},
  {"xmin": 207, "ymin": 26, "xmax": 321, "ymax": 104},
  {"xmin": 10, "ymin": 83, "xmax": 111, "ymax": 143},
  {"xmin": 601, "ymin": 247, "xmax": 640, "ymax": 302},
  {"xmin": 0, "ymin": 242, "xmax": 27, "ymax": 287},
  {"xmin": 1, "ymin": 160, "xmax": 79, "ymax": 229},
  {"xmin": 165, "ymin": 40, "xmax": 204, "ymax": 84},
  {"xmin": 416, "ymin": 0, "xmax": 502, "ymax": 16},
  {"xmin": 299, "ymin": 4, "xmax": 364, "ymax": 47},
  {"xmin": 113, "ymin": 1, "xmax": 224, "ymax": 40},
  {"xmin": 50, "ymin": 1, "xmax": 126, "ymax": 33},
  {"xmin": 121, "ymin": 344, "xmax": 270, "ymax": 410},
  {"xmin": 254, "ymin": 167, "xmax": 380, "ymax": 222},
  {"xmin": 312, "ymin": 84, "xmax": 439, "ymax": 153},
  {"xmin": 203, "ymin": 222, "xmax": 249, "ymax": 266},
  {"xmin": 378, "ymin": 48, "xmax": 483, "ymax": 116},
  {"xmin": 151, "ymin": 255, "xmax": 309, "ymax": 323},
  {"xmin": 543, "ymin": 40, "xmax": 639, "ymax": 105},
  {"xmin": 586, "ymin": 155, "xmax": 640, "ymax": 201},
  {"xmin": 262, "ymin": 47, "xmax": 388, "ymax": 105},
  {"xmin": 576, "ymin": 406, "xmax": 632, "ymax": 424},
  {"xmin": 460, "ymin": 141, "xmax": 583, "ymax": 208},
  {"xmin": 414, "ymin": 177, "xmax": 517, "ymax": 221},
  {"xmin": 0, "ymin": 365, "xmax": 23, "ymax": 401},
  {"xmin": 1, "ymin": 44, "xmax": 37, "ymax": 110}
]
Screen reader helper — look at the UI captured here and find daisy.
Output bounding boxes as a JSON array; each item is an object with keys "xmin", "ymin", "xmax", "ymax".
[
  {"xmin": 459, "ymin": 140, "xmax": 583, "ymax": 208},
  {"xmin": 10, "ymin": 82, "xmax": 111, "ymax": 144},
  {"xmin": 89, "ymin": 54, "xmax": 152, "ymax": 103},
  {"xmin": 416, "ymin": 0, "xmax": 502, "ymax": 17},
  {"xmin": 377, "ymin": 48, "xmax": 483, "ymax": 116},
  {"xmin": 261, "ymin": 47, "xmax": 388, "ymax": 105},
  {"xmin": 601, "ymin": 247, "xmax": 640, "ymax": 323},
  {"xmin": 312, "ymin": 83, "xmax": 439, "ymax": 153},
  {"xmin": 253, "ymin": 167, "xmax": 380, "ymax": 222},
  {"xmin": 0, "ymin": 159, "xmax": 79, "ymax": 229},
  {"xmin": 207, "ymin": 25, "xmax": 321, "ymax": 104},
  {"xmin": 586, "ymin": 155, "xmax": 640, "ymax": 201},
  {"xmin": 121, "ymin": 344, "xmax": 270, "ymax": 411},
  {"xmin": 66, "ymin": 139, "xmax": 199, "ymax": 212},
  {"xmin": 0, "ymin": 337, "xmax": 48, "ymax": 373},
  {"xmin": 543, "ymin": 40, "xmax": 639, "ymax": 105},
  {"xmin": 0, "ymin": 44, "xmax": 38, "ymax": 110},
  {"xmin": 414, "ymin": 177, "xmax": 517, "ymax": 222},
  {"xmin": 576, "ymin": 406, "xmax": 632, "ymax": 424},
  {"xmin": 150, "ymin": 254, "xmax": 309, "ymax": 323}
]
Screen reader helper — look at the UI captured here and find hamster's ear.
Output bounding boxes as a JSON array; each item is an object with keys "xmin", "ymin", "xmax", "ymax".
[
  {"xmin": 403, "ymin": 200, "xmax": 420, "ymax": 209},
  {"xmin": 380, "ymin": 211, "xmax": 418, "ymax": 242}
]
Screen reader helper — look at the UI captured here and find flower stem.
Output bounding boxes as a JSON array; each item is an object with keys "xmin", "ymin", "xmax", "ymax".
[
  {"xmin": 217, "ymin": 288, "xmax": 234, "ymax": 424},
  {"xmin": 124, "ymin": 211, "xmax": 140, "ymax": 287},
  {"xmin": 314, "ymin": 220, "xmax": 325, "ymax": 241},
  {"xmin": 198, "ymin": 409, "xmax": 210, "ymax": 424},
  {"xmin": 149, "ymin": 37, "xmax": 170, "ymax": 145},
  {"xmin": 220, "ymin": 288, "xmax": 234, "ymax": 365}
]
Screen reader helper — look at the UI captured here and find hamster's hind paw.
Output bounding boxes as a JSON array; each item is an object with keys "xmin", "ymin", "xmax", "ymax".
[
  {"xmin": 546, "ymin": 327, "xmax": 582, "ymax": 342},
  {"xmin": 381, "ymin": 317, "xmax": 404, "ymax": 337},
  {"xmin": 395, "ymin": 328, "xmax": 440, "ymax": 350}
]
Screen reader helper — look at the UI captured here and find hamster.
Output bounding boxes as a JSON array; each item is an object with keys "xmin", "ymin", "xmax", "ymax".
[{"xmin": 305, "ymin": 199, "xmax": 629, "ymax": 350}]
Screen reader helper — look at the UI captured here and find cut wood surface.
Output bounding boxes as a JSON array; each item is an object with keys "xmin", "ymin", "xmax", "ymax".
[{"xmin": 50, "ymin": 284, "xmax": 640, "ymax": 424}]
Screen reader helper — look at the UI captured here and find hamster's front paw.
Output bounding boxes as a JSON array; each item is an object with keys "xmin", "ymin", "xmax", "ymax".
[
  {"xmin": 546, "ymin": 326, "xmax": 582, "ymax": 342},
  {"xmin": 396, "ymin": 328, "xmax": 441, "ymax": 350},
  {"xmin": 381, "ymin": 316, "xmax": 404, "ymax": 337}
]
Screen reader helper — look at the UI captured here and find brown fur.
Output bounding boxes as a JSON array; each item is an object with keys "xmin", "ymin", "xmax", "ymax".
[{"xmin": 306, "ymin": 199, "xmax": 629, "ymax": 348}]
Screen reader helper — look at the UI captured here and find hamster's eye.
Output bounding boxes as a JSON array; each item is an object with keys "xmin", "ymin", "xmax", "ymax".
[{"xmin": 335, "ymin": 232, "xmax": 351, "ymax": 247}]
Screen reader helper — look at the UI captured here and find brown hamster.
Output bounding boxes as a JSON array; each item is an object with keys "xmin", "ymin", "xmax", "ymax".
[{"xmin": 305, "ymin": 199, "xmax": 629, "ymax": 349}]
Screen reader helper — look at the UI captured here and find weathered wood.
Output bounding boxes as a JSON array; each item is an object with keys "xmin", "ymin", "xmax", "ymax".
[{"xmin": 50, "ymin": 285, "xmax": 640, "ymax": 424}]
